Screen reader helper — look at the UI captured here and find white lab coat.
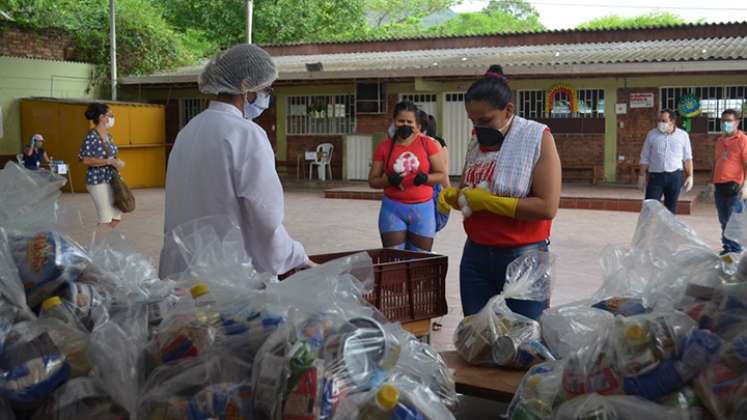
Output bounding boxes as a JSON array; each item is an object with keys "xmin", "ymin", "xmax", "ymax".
[{"xmin": 159, "ymin": 101, "xmax": 306, "ymax": 277}]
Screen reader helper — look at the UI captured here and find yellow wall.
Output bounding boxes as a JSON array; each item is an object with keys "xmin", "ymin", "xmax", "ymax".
[{"xmin": 20, "ymin": 99, "xmax": 166, "ymax": 191}]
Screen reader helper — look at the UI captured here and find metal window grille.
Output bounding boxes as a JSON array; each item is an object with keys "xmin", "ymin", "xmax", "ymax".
[
  {"xmin": 179, "ymin": 98, "xmax": 208, "ymax": 128},
  {"xmin": 445, "ymin": 93, "xmax": 464, "ymax": 102},
  {"xmin": 517, "ymin": 90, "xmax": 545, "ymax": 119},
  {"xmin": 518, "ymin": 89, "xmax": 604, "ymax": 119},
  {"xmin": 400, "ymin": 93, "xmax": 438, "ymax": 103},
  {"xmin": 287, "ymin": 95, "xmax": 355, "ymax": 135},
  {"xmin": 661, "ymin": 86, "xmax": 747, "ymax": 133}
]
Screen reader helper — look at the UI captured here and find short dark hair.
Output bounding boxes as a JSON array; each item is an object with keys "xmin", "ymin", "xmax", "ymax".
[
  {"xmin": 465, "ymin": 65, "xmax": 512, "ymax": 110},
  {"xmin": 722, "ymin": 109, "xmax": 741, "ymax": 120},
  {"xmin": 84, "ymin": 102, "xmax": 109, "ymax": 124},
  {"xmin": 392, "ymin": 100, "xmax": 419, "ymax": 119},
  {"xmin": 660, "ymin": 109, "xmax": 678, "ymax": 121}
]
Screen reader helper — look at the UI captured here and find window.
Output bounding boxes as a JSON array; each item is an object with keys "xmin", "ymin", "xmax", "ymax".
[
  {"xmin": 661, "ymin": 86, "xmax": 747, "ymax": 133},
  {"xmin": 179, "ymin": 98, "xmax": 208, "ymax": 128},
  {"xmin": 400, "ymin": 93, "xmax": 437, "ymax": 104},
  {"xmin": 356, "ymin": 81, "xmax": 386, "ymax": 114},
  {"xmin": 517, "ymin": 90, "xmax": 545, "ymax": 119},
  {"xmin": 517, "ymin": 89, "xmax": 604, "ymax": 119},
  {"xmin": 287, "ymin": 95, "xmax": 355, "ymax": 135}
]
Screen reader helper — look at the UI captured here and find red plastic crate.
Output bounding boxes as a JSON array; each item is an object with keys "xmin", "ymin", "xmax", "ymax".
[{"xmin": 306, "ymin": 249, "xmax": 449, "ymax": 323}]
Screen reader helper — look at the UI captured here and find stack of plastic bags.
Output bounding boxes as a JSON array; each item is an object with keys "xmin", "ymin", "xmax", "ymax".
[
  {"xmin": 506, "ymin": 200, "xmax": 747, "ymax": 420},
  {"xmin": 0, "ymin": 162, "xmax": 457, "ymax": 419}
]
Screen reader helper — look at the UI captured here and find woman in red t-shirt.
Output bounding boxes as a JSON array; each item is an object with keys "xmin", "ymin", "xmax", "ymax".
[
  {"xmin": 368, "ymin": 101, "xmax": 447, "ymax": 251},
  {"xmin": 438, "ymin": 65, "xmax": 562, "ymax": 320}
]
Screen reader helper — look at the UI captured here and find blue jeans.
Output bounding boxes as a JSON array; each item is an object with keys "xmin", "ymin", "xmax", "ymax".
[
  {"xmin": 645, "ymin": 170, "xmax": 683, "ymax": 214},
  {"xmin": 459, "ymin": 239, "xmax": 550, "ymax": 320},
  {"xmin": 714, "ymin": 189, "xmax": 743, "ymax": 253}
]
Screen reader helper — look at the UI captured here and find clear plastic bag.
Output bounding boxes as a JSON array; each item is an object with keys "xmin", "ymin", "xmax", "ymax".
[
  {"xmin": 540, "ymin": 300, "xmax": 615, "ymax": 360},
  {"xmin": 30, "ymin": 377, "xmax": 126, "ymax": 420},
  {"xmin": 333, "ymin": 376, "xmax": 456, "ymax": 420},
  {"xmin": 724, "ymin": 198, "xmax": 747, "ymax": 246},
  {"xmin": 252, "ymin": 309, "xmax": 401, "ymax": 420},
  {"xmin": 388, "ymin": 327, "xmax": 457, "ymax": 408},
  {"xmin": 161, "ymin": 215, "xmax": 272, "ymax": 290},
  {"xmin": 0, "ymin": 162, "xmax": 66, "ymax": 232},
  {"xmin": 693, "ymin": 333, "xmax": 747, "ymax": 420},
  {"xmin": 1, "ymin": 319, "xmax": 90, "ymax": 379},
  {"xmin": 454, "ymin": 251, "xmax": 555, "ymax": 368},
  {"xmin": 137, "ymin": 353, "xmax": 254, "ymax": 419},
  {"xmin": 554, "ymin": 393, "xmax": 692, "ymax": 420},
  {"xmin": 88, "ymin": 302, "xmax": 148, "ymax": 416},
  {"xmin": 507, "ymin": 360, "xmax": 565, "ymax": 420},
  {"xmin": 7, "ymin": 231, "xmax": 91, "ymax": 309},
  {"xmin": 0, "ymin": 228, "xmax": 28, "ymax": 310}
]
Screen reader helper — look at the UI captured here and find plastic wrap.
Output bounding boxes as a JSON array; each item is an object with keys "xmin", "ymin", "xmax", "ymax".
[
  {"xmin": 1, "ymin": 319, "xmax": 90, "ymax": 379},
  {"xmin": 88, "ymin": 303, "xmax": 148, "ymax": 416},
  {"xmin": 0, "ymin": 228, "xmax": 28, "ymax": 310},
  {"xmin": 594, "ymin": 201, "xmax": 716, "ymax": 312},
  {"xmin": 0, "ymin": 162, "xmax": 66, "ymax": 232},
  {"xmin": 252, "ymin": 310, "xmax": 401, "ymax": 420},
  {"xmin": 540, "ymin": 301, "xmax": 615, "ymax": 360},
  {"xmin": 162, "ymin": 215, "xmax": 272, "ymax": 290},
  {"xmin": 693, "ymin": 333, "xmax": 747, "ymax": 420},
  {"xmin": 454, "ymin": 251, "xmax": 555, "ymax": 368},
  {"xmin": 507, "ymin": 361, "xmax": 565, "ymax": 420},
  {"xmin": 7, "ymin": 231, "xmax": 91, "ymax": 309},
  {"xmin": 724, "ymin": 198, "xmax": 747, "ymax": 247},
  {"xmin": 333, "ymin": 376, "xmax": 456, "ymax": 420},
  {"xmin": 388, "ymin": 328, "xmax": 457, "ymax": 408},
  {"xmin": 0, "ymin": 355, "xmax": 69, "ymax": 403},
  {"xmin": 137, "ymin": 353, "xmax": 253, "ymax": 419},
  {"xmin": 554, "ymin": 393, "xmax": 692, "ymax": 420},
  {"xmin": 30, "ymin": 377, "xmax": 126, "ymax": 420}
]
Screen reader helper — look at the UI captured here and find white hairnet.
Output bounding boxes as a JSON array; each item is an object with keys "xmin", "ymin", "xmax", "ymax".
[{"xmin": 198, "ymin": 44, "xmax": 278, "ymax": 95}]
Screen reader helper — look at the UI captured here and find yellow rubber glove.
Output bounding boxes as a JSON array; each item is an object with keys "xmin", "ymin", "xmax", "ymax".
[
  {"xmin": 438, "ymin": 187, "xmax": 460, "ymax": 214},
  {"xmin": 462, "ymin": 187, "xmax": 519, "ymax": 218}
]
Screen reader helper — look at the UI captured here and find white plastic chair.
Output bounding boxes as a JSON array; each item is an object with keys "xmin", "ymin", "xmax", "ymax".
[{"xmin": 309, "ymin": 143, "xmax": 334, "ymax": 181}]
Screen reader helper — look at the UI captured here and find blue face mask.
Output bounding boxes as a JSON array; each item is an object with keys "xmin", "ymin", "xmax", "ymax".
[
  {"xmin": 244, "ymin": 91, "xmax": 271, "ymax": 120},
  {"xmin": 722, "ymin": 121, "xmax": 736, "ymax": 134}
]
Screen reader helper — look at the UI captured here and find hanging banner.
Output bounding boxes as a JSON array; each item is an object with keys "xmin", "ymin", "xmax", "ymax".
[
  {"xmin": 545, "ymin": 85, "xmax": 578, "ymax": 114},
  {"xmin": 629, "ymin": 93, "xmax": 654, "ymax": 109}
]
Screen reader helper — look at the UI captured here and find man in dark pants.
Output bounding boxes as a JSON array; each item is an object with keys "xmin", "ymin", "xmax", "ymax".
[
  {"xmin": 639, "ymin": 110, "xmax": 694, "ymax": 214},
  {"xmin": 712, "ymin": 109, "xmax": 747, "ymax": 254}
]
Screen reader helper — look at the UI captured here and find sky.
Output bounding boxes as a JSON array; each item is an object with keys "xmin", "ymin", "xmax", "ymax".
[{"xmin": 452, "ymin": 0, "xmax": 747, "ymax": 30}]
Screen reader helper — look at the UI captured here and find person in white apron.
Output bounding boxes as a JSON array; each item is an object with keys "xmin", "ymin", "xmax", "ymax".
[
  {"xmin": 159, "ymin": 44, "xmax": 312, "ymax": 278},
  {"xmin": 439, "ymin": 65, "xmax": 562, "ymax": 320}
]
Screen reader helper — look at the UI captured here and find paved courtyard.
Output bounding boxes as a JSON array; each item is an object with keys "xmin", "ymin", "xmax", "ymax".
[{"xmin": 59, "ymin": 187, "xmax": 724, "ymax": 351}]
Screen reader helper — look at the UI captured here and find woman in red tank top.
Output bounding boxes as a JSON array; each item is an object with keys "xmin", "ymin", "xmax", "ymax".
[{"xmin": 438, "ymin": 65, "xmax": 562, "ymax": 320}]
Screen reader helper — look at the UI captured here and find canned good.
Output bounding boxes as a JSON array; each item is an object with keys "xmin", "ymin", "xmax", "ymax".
[{"xmin": 650, "ymin": 317, "xmax": 678, "ymax": 361}]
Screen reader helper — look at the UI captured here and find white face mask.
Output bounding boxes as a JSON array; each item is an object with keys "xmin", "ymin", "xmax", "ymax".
[
  {"xmin": 658, "ymin": 122, "xmax": 669, "ymax": 134},
  {"xmin": 244, "ymin": 91, "xmax": 271, "ymax": 120},
  {"xmin": 105, "ymin": 116, "xmax": 115, "ymax": 129}
]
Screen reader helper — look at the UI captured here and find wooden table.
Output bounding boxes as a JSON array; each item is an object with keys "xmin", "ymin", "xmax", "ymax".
[{"xmin": 440, "ymin": 350, "xmax": 527, "ymax": 402}]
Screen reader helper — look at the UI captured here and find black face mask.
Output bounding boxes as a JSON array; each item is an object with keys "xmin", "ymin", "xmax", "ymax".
[
  {"xmin": 395, "ymin": 125, "xmax": 414, "ymax": 140},
  {"xmin": 475, "ymin": 126, "xmax": 504, "ymax": 147}
]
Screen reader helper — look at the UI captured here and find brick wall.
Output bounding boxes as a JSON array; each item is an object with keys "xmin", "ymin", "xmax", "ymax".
[
  {"xmin": 287, "ymin": 135, "xmax": 343, "ymax": 179},
  {"xmin": 616, "ymin": 87, "xmax": 717, "ymax": 183},
  {"xmin": 0, "ymin": 23, "xmax": 76, "ymax": 61},
  {"xmin": 554, "ymin": 133, "xmax": 605, "ymax": 182},
  {"xmin": 356, "ymin": 94, "xmax": 398, "ymax": 134}
]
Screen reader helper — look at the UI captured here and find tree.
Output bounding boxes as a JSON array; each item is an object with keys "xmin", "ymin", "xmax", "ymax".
[
  {"xmin": 483, "ymin": 0, "xmax": 539, "ymax": 21},
  {"xmin": 577, "ymin": 12, "xmax": 689, "ymax": 29},
  {"xmin": 159, "ymin": 0, "xmax": 367, "ymax": 50},
  {"xmin": 366, "ymin": 0, "xmax": 458, "ymax": 29},
  {"xmin": 0, "ymin": 0, "xmax": 204, "ymax": 76},
  {"xmin": 427, "ymin": 9, "xmax": 544, "ymax": 36}
]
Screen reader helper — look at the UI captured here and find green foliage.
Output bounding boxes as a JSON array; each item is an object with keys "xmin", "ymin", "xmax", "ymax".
[
  {"xmin": 483, "ymin": 0, "xmax": 540, "ymax": 21},
  {"xmin": 159, "ymin": 0, "xmax": 367, "ymax": 48},
  {"xmin": 427, "ymin": 9, "xmax": 544, "ymax": 36},
  {"xmin": 1, "ymin": 0, "xmax": 202, "ymax": 78},
  {"xmin": 577, "ymin": 11, "xmax": 688, "ymax": 29}
]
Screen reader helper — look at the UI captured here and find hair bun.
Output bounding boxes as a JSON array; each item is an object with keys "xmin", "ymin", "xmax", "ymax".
[
  {"xmin": 484, "ymin": 65, "xmax": 507, "ymax": 82},
  {"xmin": 84, "ymin": 109, "xmax": 94, "ymax": 120}
]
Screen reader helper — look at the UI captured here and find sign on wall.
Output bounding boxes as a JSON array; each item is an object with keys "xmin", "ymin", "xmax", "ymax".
[
  {"xmin": 616, "ymin": 103, "xmax": 627, "ymax": 114},
  {"xmin": 629, "ymin": 93, "xmax": 655, "ymax": 109}
]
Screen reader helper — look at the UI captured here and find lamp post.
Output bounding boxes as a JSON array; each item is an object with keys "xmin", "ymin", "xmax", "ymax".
[{"xmin": 246, "ymin": 0, "xmax": 253, "ymax": 43}]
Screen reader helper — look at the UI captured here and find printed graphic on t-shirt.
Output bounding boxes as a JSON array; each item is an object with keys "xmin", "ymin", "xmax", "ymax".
[
  {"xmin": 464, "ymin": 159, "xmax": 496, "ymax": 188},
  {"xmin": 393, "ymin": 151, "xmax": 420, "ymax": 175}
]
